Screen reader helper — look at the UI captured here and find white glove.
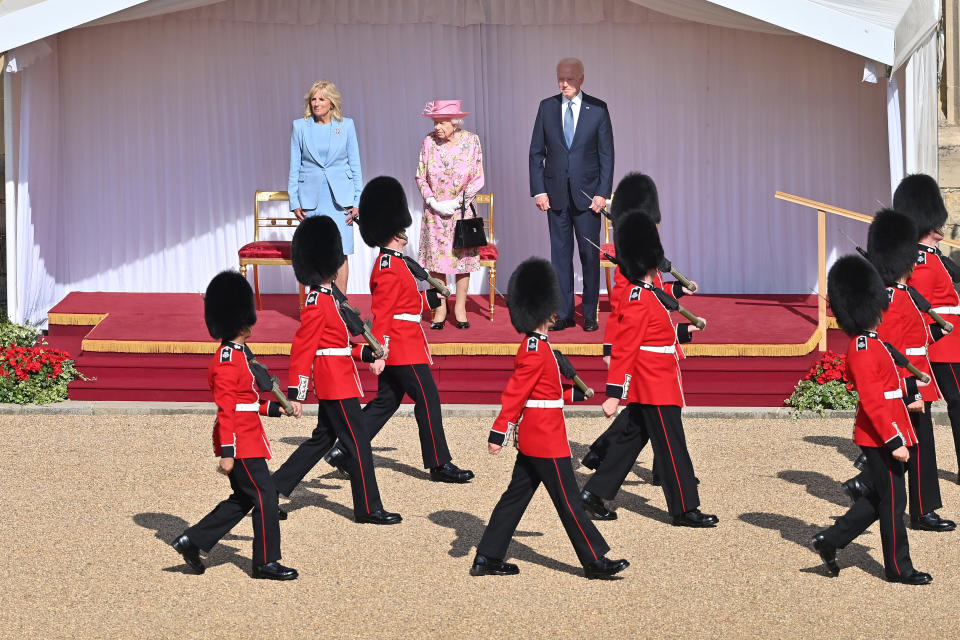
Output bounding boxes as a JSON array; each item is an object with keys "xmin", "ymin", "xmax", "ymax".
[{"xmin": 427, "ymin": 197, "xmax": 459, "ymax": 216}]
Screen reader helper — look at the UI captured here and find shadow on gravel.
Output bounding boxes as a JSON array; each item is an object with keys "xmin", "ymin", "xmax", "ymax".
[
  {"xmin": 739, "ymin": 511, "xmax": 885, "ymax": 579},
  {"xmin": 276, "ymin": 436, "xmax": 396, "ymax": 455},
  {"xmin": 134, "ymin": 512, "xmax": 251, "ymax": 575},
  {"xmin": 778, "ymin": 470, "xmax": 849, "ymax": 508},
  {"xmin": 803, "ymin": 435, "xmax": 860, "ymax": 462},
  {"xmin": 428, "ymin": 510, "xmax": 584, "ymax": 577}
]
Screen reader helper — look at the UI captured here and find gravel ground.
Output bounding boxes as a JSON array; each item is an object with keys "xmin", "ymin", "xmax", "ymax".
[{"xmin": 2, "ymin": 412, "xmax": 960, "ymax": 639}]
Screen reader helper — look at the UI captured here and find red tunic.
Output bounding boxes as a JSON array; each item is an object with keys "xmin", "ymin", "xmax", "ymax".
[
  {"xmin": 606, "ymin": 282, "xmax": 686, "ymax": 407},
  {"xmin": 287, "ymin": 286, "xmax": 372, "ymax": 401},
  {"xmin": 209, "ymin": 341, "xmax": 274, "ymax": 459},
  {"xmin": 876, "ymin": 284, "xmax": 941, "ymax": 402},
  {"xmin": 369, "ymin": 248, "xmax": 434, "ymax": 366},
  {"xmin": 847, "ymin": 332, "xmax": 919, "ymax": 450},
  {"xmin": 489, "ymin": 332, "xmax": 583, "ymax": 458},
  {"xmin": 603, "ymin": 267, "xmax": 684, "ymax": 359},
  {"xmin": 907, "ymin": 243, "xmax": 960, "ymax": 362}
]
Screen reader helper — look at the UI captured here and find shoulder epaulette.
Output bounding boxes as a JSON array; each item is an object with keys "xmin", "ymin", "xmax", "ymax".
[
  {"xmin": 629, "ymin": 286, "xmax": 642, "ymax": 301},
  {"xmin": 220, "ymin": 346, "xmax": 233, "ymax": 363},
  {"xmin": 526, "ymin": 336, "xmax": 539, "ymax": 352},
  {"xmin": 380, "ymin": 254, "xmax": 391, "ymax": 269},
  {"xmin": 856, "ymin": 335, "xmax": 867, "ymax": 351}
]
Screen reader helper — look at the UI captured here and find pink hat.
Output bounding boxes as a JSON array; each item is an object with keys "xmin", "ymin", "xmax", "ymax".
[{"xmin": 423, "ymin": 99, "xmax": 469, "ymax": 119}]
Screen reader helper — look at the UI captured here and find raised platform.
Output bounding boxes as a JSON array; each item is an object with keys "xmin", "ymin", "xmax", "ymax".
[{"xmin": 46, "ymin": 292, "xmax": 844, "ymax": 406}]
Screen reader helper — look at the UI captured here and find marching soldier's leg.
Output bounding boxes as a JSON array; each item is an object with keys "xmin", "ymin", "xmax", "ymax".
[
  {"xmin": 583, "ymin": 404, "xmax": 649, "ymax": 501},
  {"xmin": 401, "ymin": 363, "xmax": 454, "ymax": 469},
  {"xmin": 360, "ymin": 365, "xmax": 405, "ymax": 440},
  {"xmin": 583, "ymin": 409, "xmax": 631, "ymax": 469},
  {"xmin": 931, "ymin": 362, "xmax": 960, "ymax": 475},
  {"xmin": 534, "ymin": 456, "xmax": 610, "ymax": 566},
  {"xmin": 819, "ymin": 492, "xmax": 880, "ymax": 550},
  {"xmin": 272, "ymin": 410, "xmax": 336, "ymax": 497},
  {"xmin": 476, "ymin": 454, "xmax": 540, "ymax": 561},
  {"xmin": 864, "ymin": 447, "xmax": 916, "ymax": 580},
  {"xmin": 184, "ymin": 471, "xmax": 253, "ymax": 553},
  {"xmin": 641, "ymin": 404, "xmax": 700, "ymax": 516},
  {"xmin": 908, "ymin": 405, "xmax": 945, "ymax": 517},
  {"xmin": 235, "ymin": 458, "xmax": 282, "ymax": 568},
  {"xmin": 324, "ymin": 398, "xmax": 386, "ymax": 518}
]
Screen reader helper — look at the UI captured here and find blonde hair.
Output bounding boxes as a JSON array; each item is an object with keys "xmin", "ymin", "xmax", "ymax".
[{"xmin": 303, "ymin": 80, "xmax": 343, "ymax": 122}]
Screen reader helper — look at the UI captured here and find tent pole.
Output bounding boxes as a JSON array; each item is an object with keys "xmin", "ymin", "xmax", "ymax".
[{"xmin": 3, "ymin": 57, "xmax": 17, "ymax": 323}]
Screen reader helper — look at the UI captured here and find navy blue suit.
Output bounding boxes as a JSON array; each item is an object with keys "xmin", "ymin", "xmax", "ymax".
[{"xmin": 529, "ymin": 93, "xmax": 614, "ymax": 323}]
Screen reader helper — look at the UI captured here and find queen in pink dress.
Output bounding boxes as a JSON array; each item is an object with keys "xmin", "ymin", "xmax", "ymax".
[{"xmin": 417, "ymin": 99, "xmax": 485, "ymax": 330}]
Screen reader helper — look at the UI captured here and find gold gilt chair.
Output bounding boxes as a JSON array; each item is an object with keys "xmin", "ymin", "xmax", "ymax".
[
  {"xmin": 474, "ymin": 193, "xmax": 498, "ymax": 321},
  {"xmin": 238, "ymin": 190, "xmax": 305, "ymax": 310},
  {"xmin": 601, "ymin": 213, "xmax": 616, "ymax": 298}
]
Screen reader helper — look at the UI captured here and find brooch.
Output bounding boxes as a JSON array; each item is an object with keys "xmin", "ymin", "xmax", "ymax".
[{"xmin": 334, "ymin": 128, "xmax": 341, "ymax": 134}]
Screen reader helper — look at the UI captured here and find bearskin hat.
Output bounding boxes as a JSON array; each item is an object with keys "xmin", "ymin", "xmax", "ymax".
[
  {"xmin": 204, "ymin": 270, "xmax": 257, "ymax": 340},
  {"xmin": 507, "ymin": 257, "xmax": 561, "ymax": 334},
  {"xmin": 827, "ymin": 255, "xmax": 888, "ymax": 337},
  {"xmin": 866, "ymin": 208, "xmax": 918, "ymax": 285},
  {"xmin": 614, "ymin": 208, "xmax": 664, "ymax": 283},
  {"xmin": 610, "ymin": 172, "xmax": 660, "ymax": 224},
  {"xmin": 893, "ymin": 173, "xmax": 948, "ymax": 239},
  {"xmin": 291, "ymin": 215, "xmax": 345, "ymax": 287},
  {"xmin": 358, "ymin": 176, "xmax": 412, "ymax": 247}
]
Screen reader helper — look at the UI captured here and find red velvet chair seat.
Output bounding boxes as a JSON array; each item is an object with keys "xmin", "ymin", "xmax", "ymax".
[
  {"xmin": 600, "ymin": 242, "xmax": 616, "ymax": 260},
  {"xmin": 478, "ymin": 244, "xmax": 499, "ymax": 261},
  {"xmin": 238, "ymin": 240, "xmax": 292, "ymax": 260}
]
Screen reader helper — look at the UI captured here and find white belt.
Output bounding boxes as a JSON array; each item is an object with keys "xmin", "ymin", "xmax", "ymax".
[
  {"xmin": 525, "ymin": 398, "xmax": 564, "ymax": 409},
  {"xmin": 316, "ymin": 347, "xmax": 351, "ymax": 356},
  {"xmin": 393, "ymin": 313, "xmax": 422, "ymax": 322},
  {"xmin": 932, "ymin": 306, "xmax": 960, "ymax": 315},
  {"xmin": 884, "ymin": 389, "xmax": 903, "ymax": 400},
  {"xmin": 639, "ymin": 345, "xmax": 676, "ymax": 354},
  {"xmin": 905, "ymin": 347, "xmax": 927, "ymax": 356},
  {"xmin": 235, "ymin": 402, "xmax": 260, "ymax": 412}
]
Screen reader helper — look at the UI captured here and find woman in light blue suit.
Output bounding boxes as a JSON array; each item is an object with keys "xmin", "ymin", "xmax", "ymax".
[{"xmin": 289, "ymin": 80, "xmax": 363, "ymax": 291}]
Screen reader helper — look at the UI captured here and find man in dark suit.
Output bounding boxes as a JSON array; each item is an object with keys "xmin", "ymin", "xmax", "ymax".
[{"xmin": 529, "ymin": 57, "xmax": 614, "ymax": 332}]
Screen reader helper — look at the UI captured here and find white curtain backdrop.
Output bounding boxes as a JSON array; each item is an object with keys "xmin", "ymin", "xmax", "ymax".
[{"xmin": 7, "ymin": 0, "xmax": 890, "ymax": 326}]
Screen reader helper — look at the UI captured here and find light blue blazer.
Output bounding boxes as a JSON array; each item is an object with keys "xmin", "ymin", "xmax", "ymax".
[{"xmin": 287, "ymin": 116, "xmax": 363, "ymax": 211}]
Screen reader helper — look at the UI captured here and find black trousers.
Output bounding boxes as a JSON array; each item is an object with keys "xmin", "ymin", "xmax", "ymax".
[
  {"xmin": 547, "ymin": 185, "xmax": 601, "ymax": 323},
  {"xmin": 585, "ymin": 403, "xmax": 699, "ymax": 515},
  {"xmin": 477, "ymin": 453, "xmax": 610, "ymax": 566},
  {"xmin": 931, "ymin": 361, "xmax": 960, "ymax": 470},
  {"xmin": 185, "ymin": 457, "xmax": 281, "ymax": 566},
  {"xmin": 361, "ymin": 363, "xmax": 452, "ymax": 469},
  {"xmin": 272, "ymin": 397, "xmax": 383, "ymax": 517},
  {"xmin": 850, "ymin": 404, "xmax": 942, "ymax": 517},
  {"xmin": 823, "ymin": 446, "xmax": 914, "ymax": 578},
  {"xmin": 587, "ymin": 408, "xmax": 660, "ymax": 478}
]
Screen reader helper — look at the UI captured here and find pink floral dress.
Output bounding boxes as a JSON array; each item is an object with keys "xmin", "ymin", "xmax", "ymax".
[{"xmin": 416, "ymin": 129, "xmax": 485, "ymax": 274}]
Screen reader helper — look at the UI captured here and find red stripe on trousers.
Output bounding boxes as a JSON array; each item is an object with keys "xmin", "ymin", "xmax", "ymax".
[
  {"xmin": 339, "ymin": 400, "xmax": 370, "ymax": 513},
  {"xmin": 916, "ymin": 451, "xmax": 924, "ymax": 515},
  {"xmin": 410, "ymin": 365, "xmax": 441, "ymax": 466},
  {"xmin": 889, "ymin": 466, "xmax": 901, "ymax": 576},
  {"xmin": 552, "ymin": 458, "xmax": 598, "ymax": 561},
  {"xmin": 240, "ymin": 459, "xmax": 268, "ymax": 565},
  {"xmin": 657, "ymin": 406, "xmax": 687, "ymax": 512}
]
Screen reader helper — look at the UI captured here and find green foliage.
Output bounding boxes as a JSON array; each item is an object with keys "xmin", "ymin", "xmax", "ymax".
[
  {"xmin": 785, "ymin": 379, "xmax": 859, "ymax": 418},
  {"xmin": 0, "ymin": 322, "xmax": 40, "ymax": 348},
  {"xmin": 0, "ymin": 324, "xmax": 86, "ymax": 404}
]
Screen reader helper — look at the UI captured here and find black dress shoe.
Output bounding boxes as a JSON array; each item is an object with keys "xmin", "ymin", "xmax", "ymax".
[
  {"xmin": 470, "ymin": 554, "xmax": 520, "ymax": 576},
  {"xmin": 811, "ymin": 533, "xmax": 840, "ymax": 576},
  {"xmin": 172, "ymin": 533, "xmax": 205, "ymax": 574},
  {"xmin": 671, "ymin": 509, "xmax": 718, "ymax": 528},
  {"xmin": 324, "ymin": 445, "xmax": 351, "ymax": 478},
  {"xmin": 430, "ymin": 462, "xmax": 475, "ymax": 483},
  {"xmin": 455, "ymin": 321, "xmax": 470, "ymax": 329},
  {"xmin": 580, "ymin": 490, "xmax": 617, "ymax": 520},
  {"xmin": 911, "ymin": 512, "xmax": 957, "ymax": 532},
  {"xmin": 583, "ymin": 318, "xmax": 599, "ymax": 332},
  {"xmin": 550, "ymin": 318, "xmax": 573, "ymax": 331},
  {"xmin": 583, "ymin": 557, "xmax": 629, "ymax": 579},
  {"xmin": 841, "ymin": 477, "xmax": 868, "ymax": 506},
  {"xmin": 886, "ymin": 570, "xmax": 932, "ymax": 585},
  {"xmin": 581, "ymin": 449, "xmax": 603, "ymax": 471},
  {"xmin": 356, "ymin": 508, "xmax": 402, "ymax": 525},
  {"xmin": 278, "ymin": 506, "xmax": 288, "ymax": 520},
  {"xmin": 430, "ymin": 319, "xmax": 446, "ymax": 330},
  {"xmin": 853, "ymin": 453, "xmax": 868, "ymax": 470},
  {"xmin": 252, "ymin": 561, "xmax": 298, "ymax": 580}
]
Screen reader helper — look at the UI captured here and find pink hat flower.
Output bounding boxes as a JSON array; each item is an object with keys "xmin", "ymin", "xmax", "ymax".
[{"xmin": 423, "ymin": 99, "xmax": 469, "ymax": 119}]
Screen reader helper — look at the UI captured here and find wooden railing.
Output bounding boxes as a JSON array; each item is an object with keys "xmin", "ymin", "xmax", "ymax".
[{"xmin": 775, "ymin": 191, "xmax": 960, "ymax": 351}]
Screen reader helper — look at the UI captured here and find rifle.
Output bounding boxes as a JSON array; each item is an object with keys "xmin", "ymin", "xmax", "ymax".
[
  {"xmin": 330, "ymin": 284, "xmax": 386, "ymax": 359},
  {"xmin": 580, "ymin": 234, "xmax": 697, "ymax": 293},
  {"xmin": 651, "ymin": 287, "xmax": 706, "ymax": 331},
  {"xmin": 883, "ymin": 342, "xmax": 931, "ymax": 384},
  {"xmin": 402, "ymin": 256, "xmax": 452, "ymax": 298},
  {"xmin": 552, "ymin": 350, "xmax": 594, "ymax": 398},
  {"xmin": 244, "ymin": 347, "xmax": 295, "ymax": 415}
]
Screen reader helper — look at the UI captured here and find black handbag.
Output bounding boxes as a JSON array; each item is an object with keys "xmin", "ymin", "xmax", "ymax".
[{"xmin": 452, "ymin": 198, "xmax": 488, "ymax": 250}]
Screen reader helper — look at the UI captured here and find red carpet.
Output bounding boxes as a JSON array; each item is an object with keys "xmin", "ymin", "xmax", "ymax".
[{"xmin": 47, "ymin": 292, "xmax": 834, "ymax": 406}]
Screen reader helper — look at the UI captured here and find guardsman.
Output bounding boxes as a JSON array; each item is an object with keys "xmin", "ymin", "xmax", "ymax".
[
  {"xmin": 582, "ymin": 173, "xmax": 696, "ymax": 485},
  {"xmin": 811, "ymin": 255, "xmax": 931, "ymax": 584},
  {"xmin": 581, "ymin": 210, "xmax": 717, "ymax": 527},
  {"xmin": 326, "ymin": 176, "xmax": 474, "ymax": 483},
  {"xmin": 272, "ymin": 216, "xmax": 401, "ymax": 525},
  {"xmin": 897, "ymin": 174, "xmax": 960, "ymax": 481},
  {"xmin": 171, "ymin": 271, "xmax": 298, "ymax": 580},
  {"xmin": 840, "ymin": 210, "xmax": 955, "ymax": 532},
  {"xmin": 471, "ymin": 257, "xmax": 629, "ymax": 579}
]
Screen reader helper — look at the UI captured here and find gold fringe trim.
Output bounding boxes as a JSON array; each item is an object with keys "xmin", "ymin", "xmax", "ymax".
[
  {"xmin": 48, "ymin": 312, "xmax": 109, "ymax": 326},
  {"xmin": 826, "ymin": 317, "xmax": 838, "ymax": 330},
  {"xmin": 81, "ymin": 339, "xmax": 291, "ymax": 355}
]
